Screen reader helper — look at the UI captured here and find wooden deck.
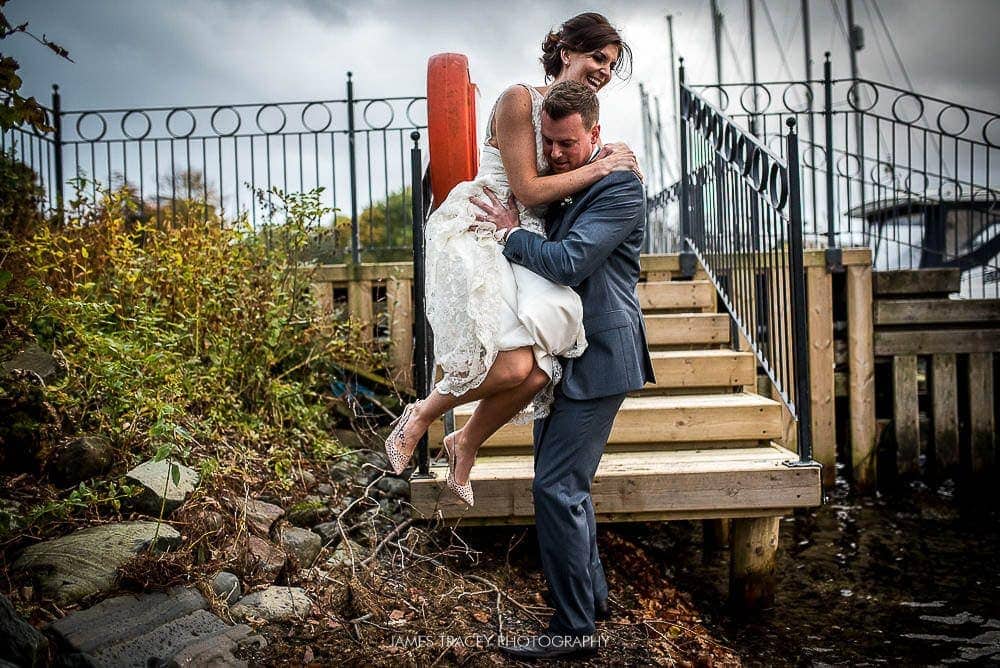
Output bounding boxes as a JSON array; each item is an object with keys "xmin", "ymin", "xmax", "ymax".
[
  {"xmin": 410, "ymin": 253, "xmax": 822, "ymax": 525},
  {"xmin": 410, "ymin": 444, "xmax": 819, "ymax": 523}
]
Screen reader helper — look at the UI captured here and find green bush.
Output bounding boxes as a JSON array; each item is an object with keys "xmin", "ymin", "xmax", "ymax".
[{"xmin": 1, "ymin": 176, "xmax": 376, "ymax": 497}]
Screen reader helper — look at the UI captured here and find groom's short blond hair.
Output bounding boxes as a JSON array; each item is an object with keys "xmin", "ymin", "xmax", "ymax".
[{"xmin": 542, "ymin": 81, "xmax": 599, "ymax": 130}]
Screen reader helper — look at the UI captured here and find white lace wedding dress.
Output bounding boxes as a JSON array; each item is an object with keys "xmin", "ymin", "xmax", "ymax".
[{"xmin": 424, "ymin": 84, "xmax": 587, "ymax": 422}]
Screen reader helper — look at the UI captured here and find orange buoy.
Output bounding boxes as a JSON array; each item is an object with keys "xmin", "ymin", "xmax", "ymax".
[{"xmin": 427, "ymin": 53, "xmax": 478, "ymax": 207}]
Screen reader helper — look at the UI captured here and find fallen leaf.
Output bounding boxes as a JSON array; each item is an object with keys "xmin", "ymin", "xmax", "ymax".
[
  {"xmin": 303, "ymin": 647, "xmax": 314, "ymax": 663},
  {"xmin": 472, "ymin": 609, "xmax": 490, "ymax": 623},
  {"xmin": 389, "ymin": 609, "xmax": 405, "ymax": 620}
]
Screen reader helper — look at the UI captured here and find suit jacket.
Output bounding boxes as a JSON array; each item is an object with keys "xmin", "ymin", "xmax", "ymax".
[{"xmin": 503, "ymin": 170, "xmax": 656, "ymax": 400}]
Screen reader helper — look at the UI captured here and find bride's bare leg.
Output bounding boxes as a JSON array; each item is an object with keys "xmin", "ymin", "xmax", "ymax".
[
  {"xmin": 450, "ymin": 363, "xmax": 550, "ymax": 485},
  {"xmin": 398, "ymin": 346, "xmax": 536, "ymax": 456}
]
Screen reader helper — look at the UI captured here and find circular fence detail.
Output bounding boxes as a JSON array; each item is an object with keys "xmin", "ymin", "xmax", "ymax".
[
  {"xmin": 891, "ymin": 92, "xmax": 924, "ymax": 124},
  {"xmin": 936, "ymin": 104, "xmax": 971, "ymax": 137},
  {"xmin": 904, "ymin": 170, "xmax": 928, "ymax": 195},
  {"xmin": 210, "ymin": 106, "xmax": 242, "ymax": 136},
  {"xmin": 836, "ymin": 152, "xmax": 863, "ymax": 178},
  {"xmin": 255, "ymin": 104, "xmax": 287, "ymax": 134},
  {"xmin": 75, "ymin": 111, "xmax": 108, "ymax": 142},
  {"xmin": 121, "ymin": 110, "xmax": 152, "ymax": 140},
  {"xmin": 982, "ymin": 115, "xmax": 1000, "ymax": 148},
  {"xmin": 405, "ymin": 98, "xmax": 427, "ymax": 128},
  {"xmin": 801, "ymin": 144, "xmax": 826, "ymax": 170},
  {"xmin": 846, "ymin": 81, "xmax": 879, "ymax": 112},
  {"xmin": 300, "ymin": 102, "xmax": 332, "ymax": 133},
  {"xmin": 872, "ymin": 161, "xmax": 897, "ymax": 187},
  {"xmin": 768, "ymin": 161, "xmax": 788, "ymax": 211},
  {"xmin": 739, "ymin": 84, "xmax": 772, "ymax": 114},
  {"xmin": 701, "ymin": 85, "xmax": 730, "ymax": 111},
  {"xmin": 781, "ymin": 83, "xmax": 813, "ymax": 114},
  {"xmin": 165, "ymin": 108, "xmax": 197, "ymax": 139},
  {"xmin": 362, "ymin": 100, "xmax": 395, "ymax": 130},
  {"xmin": 723, "ymin": 123, "xmax": 739, "ymax": 162}
]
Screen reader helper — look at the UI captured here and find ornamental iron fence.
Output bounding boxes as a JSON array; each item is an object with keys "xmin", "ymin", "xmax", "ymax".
[{"xmin": 0, "ymin": 73, "xmax": 428, "ymax": 263}]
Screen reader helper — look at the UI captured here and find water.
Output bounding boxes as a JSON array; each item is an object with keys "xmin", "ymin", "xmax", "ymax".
[{"xmin": 623, "ymin": 476, "xmax": 1000, "ymax": 665}]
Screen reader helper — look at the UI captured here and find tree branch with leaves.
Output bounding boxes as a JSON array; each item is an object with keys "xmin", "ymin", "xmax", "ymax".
[{"xmin": 0, "ymin": 0, "xmax": 72, "ymax": 132}]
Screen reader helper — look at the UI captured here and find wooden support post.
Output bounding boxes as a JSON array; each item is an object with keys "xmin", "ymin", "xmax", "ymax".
[
  {"xmin": 930, "ymin": 354, "xmax": 959, "ymax": 473},
  {"xmin": 893, "ymin": 355, "xmax": 920, "ymax": 477},
  {"xmin": 968, "ymin": 352, "xmax": 996, "ymax": 475},
  {"xmin": 348, "ymin": 278, "xmax": 374, "ymax": 344},
  {"xmin": 729, "ymin": 516, "xmax": 780, "ymax": 610},
  {"xmin": 847, "ymin": 264, "xmax": 876, "ymax": 491},
  {"xmin": 807, "ymin": 265, "xmax": 835, "ymax": 486},
  {"xmin": 703, "ymin": 519, "xmax": 731, "ymax": 559},
  {"xmin": 386, "ymin": 277, "xmax": 413, "ymax": 389},
  {"xmin": 312, "ymin": 281, "xmax": 334, "ymax": 316}
]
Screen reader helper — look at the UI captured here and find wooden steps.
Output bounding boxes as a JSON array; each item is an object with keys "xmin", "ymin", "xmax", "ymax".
[
  {"xmin": 644, "ymin": 350, "xmax": 756, "ymax": 391},
  {"xmin": 427, "ymin": 393, "xmax": 782, "ymax": 450},
  {"xmin": 645, "ymin": 313, "xmax": 730, "ymax": 348},
  {"xmin": 410, "ymin": 443, "xmax": 820, "ymax": 522},
  {"xmin": 411, "ymin": 251, "xmax": 820, "ymax": 549},
  {"xmin": 638, "ymin": 280, "xmax": 716, "ymax": 312}
]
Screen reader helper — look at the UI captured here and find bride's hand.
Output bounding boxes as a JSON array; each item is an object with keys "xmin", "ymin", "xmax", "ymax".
[{"xmin": 597, "ymin": 142, "xmax": 644, "ymax": 183}]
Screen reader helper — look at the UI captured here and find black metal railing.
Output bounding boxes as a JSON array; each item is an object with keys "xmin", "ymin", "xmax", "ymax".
[
  {"xmin": 0, "ymin": 74, "xmax": 427, "ymax": 263},
  {"xmin": 681, "ymin": 54, "xmax": 999, "ymax": 298},
  {"xmin": 678, "ymin": 62, "xmax": 813, "ymax": 463}
]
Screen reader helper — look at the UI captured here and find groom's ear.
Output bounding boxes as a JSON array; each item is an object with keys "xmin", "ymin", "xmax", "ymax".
[{"xmin": 590, "ymin": 123, "xmax": 601, "ymax": 144}]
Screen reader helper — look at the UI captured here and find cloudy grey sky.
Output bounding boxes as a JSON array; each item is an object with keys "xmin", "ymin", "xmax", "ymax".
[{"xmin": 4, "ymin": 0, "xmax": 998, "ymax": 198}]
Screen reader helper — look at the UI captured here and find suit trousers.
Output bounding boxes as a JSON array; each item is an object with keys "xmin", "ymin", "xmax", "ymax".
[{"xmin": 532, "ymin": 385, "xmax": 626, "ymax": 636}]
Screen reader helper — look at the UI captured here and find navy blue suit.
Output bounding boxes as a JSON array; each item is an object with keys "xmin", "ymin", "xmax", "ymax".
[{"xmin": 503, "ymin": 169, "xmax": 655, "ymax": 635}]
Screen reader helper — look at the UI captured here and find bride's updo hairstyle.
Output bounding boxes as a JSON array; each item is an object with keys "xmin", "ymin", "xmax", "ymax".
[{"xmin": 541, "ymin": 12, "xmax": 633, "ymax": 82}]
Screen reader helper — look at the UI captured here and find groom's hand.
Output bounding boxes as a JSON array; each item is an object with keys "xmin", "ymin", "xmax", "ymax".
[{"xmin": 469, "ymin": 187, "xmax": 520, "ymax": 233}]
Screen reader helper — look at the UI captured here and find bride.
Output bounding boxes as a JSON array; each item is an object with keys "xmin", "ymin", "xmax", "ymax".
[{"xmin": 384, "ymin": 12, "xmax": 636, "ymax": 506}]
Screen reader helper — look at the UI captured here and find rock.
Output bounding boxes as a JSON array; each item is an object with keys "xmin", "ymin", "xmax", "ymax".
[
  {"xmin": 311, "ymin": 522, "xmax": 341, "ymax": 546},
  {"xmin": 230, "ymin": 587, "xmax": 312, "ymax": 622},
  {"xmin": 278, "ymin": 526, "xmax": 322, "ymax": 567},
  {"xmin": 14, "ymin": 521, "xmax": 181, "ymax": 604},
  {"xmin": 332, "ymin": 429, "xmax": 367, "ymax": 452},
  {"xmin": 358, "ymin": 449, "xmax": 388, "ymax": 471},
  {"xmin": 374, "ymin": 476, "xmax": 410, "ymax": 499},
  {"xmin": 48, "ymin": 435, "xmax": 112, "ymax": 486},
  {"xmin": 89, "ymin": 610, "xmax": 244, "ymax": 667},
  {"xmin": 316, "ymin": 482, "xmax": 335, "ymax": 497},
  {"xmin": 242, "ymin": 536, "xmax": 285, "ymax": 583},
  {"xmin": 125, "ymin": 458, "xmax": 199, "ymax": 517},
  {"xmin": 241, "ymin": 500, "xmax": 283, "ymax": 536},
  {"xmin": 49, "ymin": 588, "xmax": 206, "ymax": 654},
  {"xmin": 47, "ymin": 588, "xmax": 262, "ymax": 667},
  {"xmin": 2, "ymin": 344, "xmax": 59, "ymax": 380},
  {"xmin": 212, "ymin": 572, "xmax": 241, "ymax": 605},
  {"xmin": 0, "ymin": 594, "xmax": 48, "ymax": 667},
  {"xmin": 285, "ymin": 498, "xmax": 329, "ymax": 527},
  {"xmin": 326, "ymin": 539, "xmax": 365, "ymax": 570},
  {"xmin": 294, "ymin": 469, "xmax": 317, "ymax": 490}
]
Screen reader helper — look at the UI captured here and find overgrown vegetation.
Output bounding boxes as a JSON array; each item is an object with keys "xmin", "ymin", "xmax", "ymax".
[{"xmin": 0, "ymin": 147, "xmax": 381, "ymax": 540}]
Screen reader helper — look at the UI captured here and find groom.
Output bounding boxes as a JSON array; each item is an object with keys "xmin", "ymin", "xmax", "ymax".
[{"xmin": 474, "ymin": 80, "xmax": 655, "ymax": 659}]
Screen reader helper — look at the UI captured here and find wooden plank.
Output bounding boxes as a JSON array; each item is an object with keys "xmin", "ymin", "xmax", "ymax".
[
  {"xmin": 931, "ymin": 354, "xmax": 959, "ymax": 472},
  {"xmin": 645, "ymin": 350, "xmax": 756, "ymax": 390},
  {"xmin": 311, "ymin": 281, "xmax": 334, "ymax": 316},
  {"xmin": 893, "ymin": 355, "xmax": 920, "ymax": 477},
  {"xmin": 968, "ymin": 353, "xmax": 996, "ymax": 475},
  {"xmin": 875, "ymin": 329, "xmax": 1000, "ymax": 355},
  {"xmin": 643, "ymin": 313, "xmax": 730, "ymax": 347},
  {"xmin": 803, "ymin": 247, "xmax": 871, "ymax": 268},
  {"xmin": 385, "ymin": 277, "xmax": 413, "ymax": 389},
  {"xmin": 427, "ymin": 508, "xmax": 797, "ymax": 526},
  {"xmin": 847, "ymin": 264, "xmax": 877, "ymax": 491},
  {"xmin": 730, "ymin": 516, "xmax": 781, "ymax": 610},
  {"xmin": 875, "ymin": 298, "xmax": 1000, "ymax": 326},
  {"xmin": 348, "ymin": 279, "xmax": 374, "ymax": 343},
  {"xmin": 637, "ymin": 280, "xmax": 716, "ymax": 312},
  {"xmin": 428, "ymin": 393, "xmax": 784, "ymax": 448},
  {"xmin": 807, "ymin": 265, "xmax": 836, "ymax": 487},
  {"xmin": 874, "ymin": 268, "xmax": 961, "ymax": 297},
  {"xmin": 410, "ymin": 446, "xmax": 821, "ymax": 520}
]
